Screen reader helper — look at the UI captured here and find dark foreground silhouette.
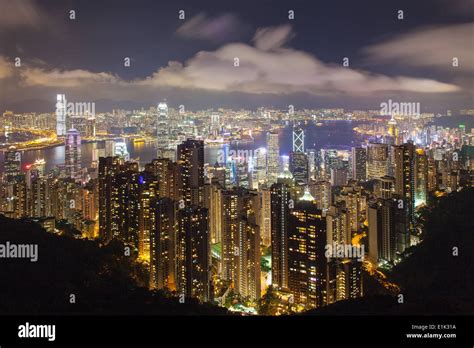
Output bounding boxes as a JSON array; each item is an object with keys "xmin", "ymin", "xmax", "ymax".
[
  {"xmin": 0, "ymin": 216, "xmax": 226, "ymax": 315},
  {"xmin": 305, "ymin": 187, "xmax": 474, "ymax": 315}
]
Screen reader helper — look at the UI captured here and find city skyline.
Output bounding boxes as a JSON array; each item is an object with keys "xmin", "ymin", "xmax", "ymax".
[{"xmin": 0, "ymin": 1, "xmax": 472, "ymax": 345}]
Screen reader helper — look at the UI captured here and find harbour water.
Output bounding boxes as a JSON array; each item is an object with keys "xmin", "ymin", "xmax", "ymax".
[{"xmin": 1, "ymin": 117, "xmax": 471, "ymax": 172}]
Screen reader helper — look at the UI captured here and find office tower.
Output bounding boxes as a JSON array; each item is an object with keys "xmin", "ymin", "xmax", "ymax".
[
  {"xmin": 374, "ymin": 175, "xmax": 395, "ymax": 199},
  {"xmin": 351, "ymin": 146, "xmax": 367, "ymax": 181},
  {"xmin": 266, "ymin": 131, "xmax": 280, "ymax": 184},
  {"xmin": 157, "ymin": 101, "xmax": 170, "ymax": 149},
  {"xmin": 367, "ymin": 198, "xmax": 408, "ymax": 264},
  {"xmin": 307, "ymin": 149, "xmax": 317, "ymax": 180},
  {"xmin": 65, "ymin": 128, "xmax": 81, "ymax": 179},
  {"xmin": 289, "ymin": 151, "xmax": 309, "ymax": 185},
  {"xmin": 235, "ymin": 215, "xmax": 261, "ymax": 301},
  {"xmin": 292, "ymin": 126, "xmax": 304, "ymax": 153},
  {"xmin": 270, "ymin": 183, "xmax": 291, "ymax": 289},
  {"xmin": 4, "ymin": 146, "xmax": 21, "ymax": 183},
  {"xmin": 326, "ymin": 203, "xmax": 351, "ymax": 245},
  {"xmin": 177, "ymin": 139, "xmax": 204, "ymax": 207},
  {"xmin": 387, "ymin": 116, "xmax": 401, "ymax": 145},
  {"xmin": 250, "ymin": 147, "xmax": 267, "ymax": 189},
  {"xmin": 56, "ymin": 94, "xmax": 67, "ymax": 137},
  {"xmin": 176, "ymin": 207, "xmax": 209, "ymax": 302},
  {"xmin": 367, "ymin": 143, "xmax": 389, "ymax": 179},
  {"xmin": 330, "ymin": 166, "xmax": 348, "ymax": 187},
  {"xmin": 277, "ymin": 160, "xmax": 295, "ymax": 187},
  {"xmin": 137, "ymin": 172, "xmax": 158, "ymax": 262},
  {"xmin": 393, "ymin": 142, "xmax": 416, "ymax": 225},
  {"xmin": 321, "ymin": 149, "xmax": 339, "ymax": 179},
  {"xmin": 150, "ymin": 197, "xmax": 176, "ymax": 291},
  {"xmin": 309, "ymin": 180, "xmax": 332, "ymax": 212},
  {"xmin": 158, "ymin": 101, "xmax": 168, "ymax": 119},
  {"xmin": 288, "ymin": 189, "xmax": 327, "ymax": 309}
]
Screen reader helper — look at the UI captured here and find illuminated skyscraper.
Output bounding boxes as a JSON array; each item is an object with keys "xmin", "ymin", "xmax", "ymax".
[
  {"xmin": 4, "ymin": 146, "xmax": 21, "ymax": 183},
  {"xmin": 56, "ymin": 94, "xmax": 67, "ymax": 137},
  {"xmin": 367, "ymin": 143, "xmax": 389, "ymax": 179},
  {"xmin": 150, "ymin": 197, "xmax": 176, "ymax": 291},
  {"xmin": 288, "ymin": 189, "xmax": 327, "ymax": 309},
  {"xmin": 177, "ymin": 139, "xmax": 205, "ymax": 207},
  {"xmin": 292, "ymin": 126, "xmax": 304, "ymax": 153},
  {"xmin": 367, "ymin": 197, "xmax": 408, "ymax": 264},
  {"xmin": 270, "ymin": 183, "xmax": 291, "ymax": 289},
  {"xmin": 351, "ymin": 146, "xmax": 367, "ymax": 181},
  {"xmin": 235, "ymin": 215, "xmax": 261, "ymax": 301},
  {"xmin": 98, "ymin": 157, "xmax": 139, "ymax": 245},
  {"xmin": 65, "ymin": 128, "xmax": 81, "ymax": 179},
  {"xmin": 393, "ymin": 142, "xmax": 416, "ymax": 225},
  {"xmin": 414, "ymin": 149, "xmax": 428, "ymax": 207},
  {"xmin": 158, "ymin": 101, "xmax": 168, "ymax": 119},
  {"xmin": 176, "ymin": 206, "xmax": 210, "ymax": 302},
  {"xmin": 309, "ymin": 180, "xmax": 332, "ymax": 213},
  {"xmin": 374, "ymin": 175, "xmax": 395, "ymax": 199},
  {"xmin": 289, "ymin": 151, "xmax": 309, "ymax": 185},
  {"xmin": 137, "ymin": 172, "xmax": 158, "ymax": 262},
  {"xmin": 266, "ymin": 131, "xmax": 280, "ymax": 184}
]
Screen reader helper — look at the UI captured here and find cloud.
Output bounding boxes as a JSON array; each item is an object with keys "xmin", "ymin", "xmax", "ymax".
[
  {"xmin": 0, "ymin": 0, "xmax": 45, "ymax": 29},
  {"xmin": 139, "ymin": 25, "xmax": 460, "ymax": 95},
  {"xmin": 0, "ymin": 24, "xmax": 462, "ymax": 107},
  {"xmin": 0, "ymin": 56, "xmax": 14, "ymax": 79},
  {"xmin": 364, "ymin": 23, "xmax": 474, "ymax": 72},
  {"xmin": 253, "ymin": 24, "xmax": 295, "ymax": 51},
  {"xmin": 20, "ymin": 67, "xmax": 119, "ymax": 87},
  {"xmin": 176, "ymin": 13, "xmax": 245, "ymax": 43}
]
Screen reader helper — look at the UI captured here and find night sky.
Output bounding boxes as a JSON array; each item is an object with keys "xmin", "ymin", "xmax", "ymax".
[{"xmin": 0, "ymin": 0, "xmax": 472, "ymax": 112}]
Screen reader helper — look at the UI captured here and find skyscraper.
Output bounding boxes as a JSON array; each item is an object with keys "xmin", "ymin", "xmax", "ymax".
[
  {"xmin": 289, "ymin": 151, "xmax": 309, "ymax": 185},
  {"xmin": 292, "ymin": 126, "xmax": 304, "ymax": 153},
  {"xmin": 393, "ymin": 142, "xmax": 416, "ymax": 226},
  {"xmin": 150, "ymin": 197, "xmax": 176, "ymax": 291},
  {"xmin": 4, "ymin": 146, "xmax": 21, "ymax": 183},
  {"xmin": 235, "ymin": 215, "xmax": 261, "ymax": 301},
  {"xmin": 288, "ymin": 189, "xmax": 327, "ymax": 309},
  {"xmin": 270, "ymin": 183, "xmax": 291, "ymax": 289},
  {"xmin": 56, "ymin": 94, "xmax": 67, "ymax": 137},
  {"xmin": 351, "ymin": 146, "xmax": 367, "ymax": 181},
  {"xmin": 65, "ymin": 128, "xmax": 81, "ymax": 179},
  {"xmin": 266, "ymin": 131, "xmax": 280, "ymax": 184},
  {"xmin": 177, "ymin": 139, "xmax": 204, "ymax": 207},
  {"xmin": 367, "ymin": 143, "xmax": 389, "ymax": 179},
  {"xmin": 176, "ymin": 206, "xmax": 210, "ymax": 302}
]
